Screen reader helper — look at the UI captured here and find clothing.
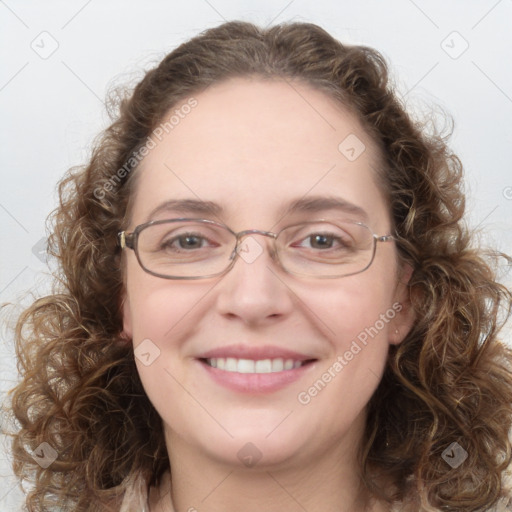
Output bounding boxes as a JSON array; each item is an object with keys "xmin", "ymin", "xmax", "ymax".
[
  {"xmin": 119, "ymin": 471, "xmax": 155, "ymax": 512},
  {"xmin": 119, "ymin": 470, "xmax": 512, "ymax": 512}
]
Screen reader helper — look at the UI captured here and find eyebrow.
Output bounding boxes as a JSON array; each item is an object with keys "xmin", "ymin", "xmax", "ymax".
[
  {"xmin": 279, "ymin": 196, "xmax": 369, "ymax": 222},
  {"xmin": 146, "ymin": 195, "xmax": 369, "ymax": 223},
  {"xmin": 147, "ymin": 199, "xmax": 223, "ymax": 221}
]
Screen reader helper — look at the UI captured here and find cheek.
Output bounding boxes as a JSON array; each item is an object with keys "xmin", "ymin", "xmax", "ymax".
[
  {"xmin": 295, "ymin": 287, "xmax": 395, "ymax": 433},
  {"xmin": 328, "ymin": 292, "xmax": 393, "ymax": 379},
  {"xmin": 125, "ymin": 276, "xmax": 202, "ymax": 419},
  {"xmin": 125, "ymin": 263, "xmax": 202, "ymax": 344},
  {"xmin": 311, "ymin": 270, "xmax": 397, "ymax": 344},
  {"xmin": 306, "ymin": 272, "xmax": 397, "ymax": 389}
]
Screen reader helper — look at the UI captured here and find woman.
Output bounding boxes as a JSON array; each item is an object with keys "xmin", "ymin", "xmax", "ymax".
[{"xmin": 9, "ymin": 21, "xmax": 512, "ymax": 511}]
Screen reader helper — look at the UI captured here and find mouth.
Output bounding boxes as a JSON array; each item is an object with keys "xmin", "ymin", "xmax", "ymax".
[
  {"xmin": 196, "ymin": 346, "xmax": 318, "ymax": 393},
  {"xmin": 201, "ymin": 357, "xmax": 315, "ymax": 373}
]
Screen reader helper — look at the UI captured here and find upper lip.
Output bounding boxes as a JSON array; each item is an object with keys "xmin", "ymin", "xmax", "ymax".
[{"xmin": 197, "ymin": 344, "xmax": 316, "ymax": 361}]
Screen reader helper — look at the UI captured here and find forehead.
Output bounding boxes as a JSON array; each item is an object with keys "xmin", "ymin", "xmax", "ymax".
[{"xmin": 129, "ymin": 77, "xmax": 390, "ymax": 231}]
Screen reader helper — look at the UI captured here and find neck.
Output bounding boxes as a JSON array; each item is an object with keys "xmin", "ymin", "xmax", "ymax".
[{"xmin": 152, "ymin": 427, "xmax": 391, "ymax": 512}]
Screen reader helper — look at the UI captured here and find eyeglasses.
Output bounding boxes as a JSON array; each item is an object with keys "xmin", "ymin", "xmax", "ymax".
[{"xmin": 118, "ymin": 218, "xmax": 394, "ymax": 280}]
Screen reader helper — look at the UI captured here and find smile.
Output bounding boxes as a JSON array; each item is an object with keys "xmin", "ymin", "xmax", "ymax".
[{"xmin": 205, "ymin": 357, "xmax": 306, "ymax": 373}]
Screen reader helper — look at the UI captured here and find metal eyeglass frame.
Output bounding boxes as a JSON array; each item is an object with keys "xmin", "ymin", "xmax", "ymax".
[{"xmin": 118, "ymin": 217, "xmax": 395, "ymax": 280}]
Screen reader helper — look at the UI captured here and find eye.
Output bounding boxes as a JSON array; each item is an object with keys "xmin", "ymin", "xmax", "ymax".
[
  {"xmin": 160, "ymin": 231, "xmax": 215, "ymax": 251},
  {"xmin": 302, "ymin": 233, "xmax": 343, "ymax": 250},
  {"xmin": 290, "ymin": 228, "xmax": 354, "ymax": 251}
]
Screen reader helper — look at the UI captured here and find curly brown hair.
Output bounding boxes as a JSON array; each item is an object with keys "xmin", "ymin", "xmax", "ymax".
[{"xmin": 7, "ymin": 20, "xmax": 512, "ymax": 512}]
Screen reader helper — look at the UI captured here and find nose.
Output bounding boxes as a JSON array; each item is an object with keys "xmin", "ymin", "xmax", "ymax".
[{"xmin": 214, "ymin": 233, "xmax": 295, "ymax": 326}]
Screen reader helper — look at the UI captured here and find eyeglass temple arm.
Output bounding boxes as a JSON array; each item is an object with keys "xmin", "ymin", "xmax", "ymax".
[
  {"xmin": 118, "ymin": 231, "xmax": 135, "ymax": 250},
  {"xmin": 377, "ymin": 234, "xmax": 395, "ymax": 243}
]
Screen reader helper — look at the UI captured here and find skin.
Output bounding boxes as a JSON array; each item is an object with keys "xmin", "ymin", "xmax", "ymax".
[{"xmin": 122, "ymin": 77, "xmax": 415, "ymax": 512}]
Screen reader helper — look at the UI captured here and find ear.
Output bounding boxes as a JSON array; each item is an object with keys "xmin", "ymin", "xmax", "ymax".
[{"xmin": 388, "ymin": 262, "xmax": 416, "ymax": 345}]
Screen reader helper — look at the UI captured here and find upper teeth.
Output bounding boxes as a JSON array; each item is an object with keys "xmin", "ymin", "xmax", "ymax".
[{"xmin": 206, "ymin": 357, "xmax": 303, "ymax": 373}]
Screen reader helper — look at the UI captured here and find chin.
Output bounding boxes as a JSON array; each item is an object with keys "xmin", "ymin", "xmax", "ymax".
[
  {"xmin": 207, "ymin": 436, "xmax": 301, "ymax": 470},
  {"xmin": 191, "ymin": 415, "xmax": 313, "ymax": 469}
]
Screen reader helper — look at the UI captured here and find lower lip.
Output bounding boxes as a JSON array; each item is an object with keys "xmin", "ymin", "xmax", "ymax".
[{"xmin": 197, "ymin": 359, "xmax": 316, "ymax": 393}]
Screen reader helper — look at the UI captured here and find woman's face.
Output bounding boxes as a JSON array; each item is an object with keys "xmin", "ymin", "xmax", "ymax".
[{"xmin": 122, "ymin": 78, "xmax": 412, "ymax": 471}]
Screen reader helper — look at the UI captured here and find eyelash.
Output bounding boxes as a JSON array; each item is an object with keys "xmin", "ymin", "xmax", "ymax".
[{"xmin": 160, "ymin": 231, "xmax": 351, "ymax": 252}]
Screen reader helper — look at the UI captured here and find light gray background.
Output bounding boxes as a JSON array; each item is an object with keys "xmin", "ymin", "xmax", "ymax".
[{"xmin": 1, "ymin": 1, "xmax": 511, "ymax": 508}]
